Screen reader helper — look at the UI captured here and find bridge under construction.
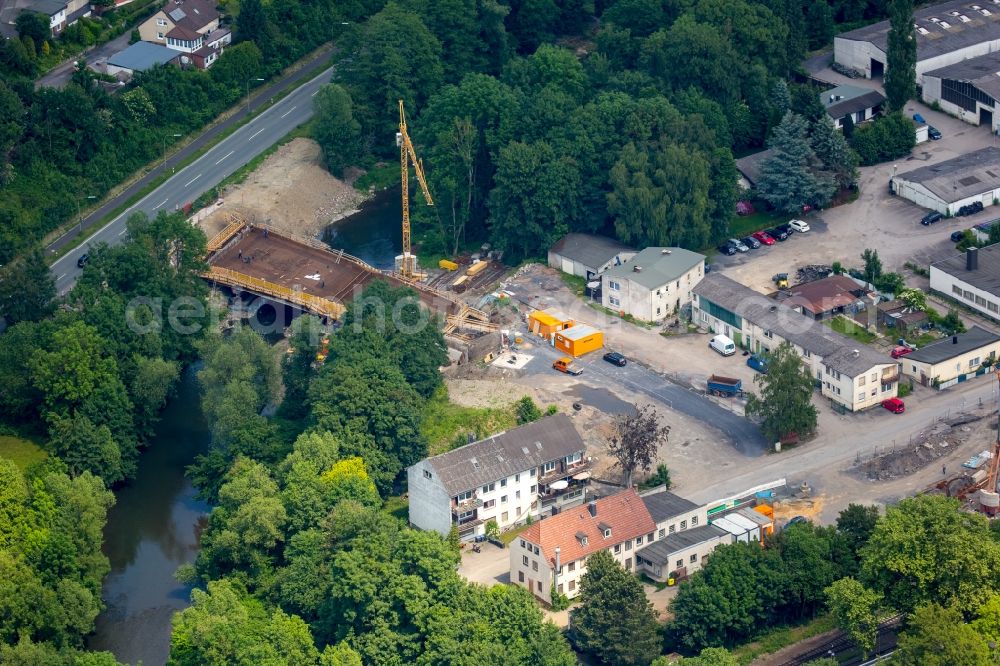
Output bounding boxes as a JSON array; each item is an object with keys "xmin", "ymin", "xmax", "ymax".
[{"xmin": 203, "ymin": 215, "xmax": 497, "ymax": 340}]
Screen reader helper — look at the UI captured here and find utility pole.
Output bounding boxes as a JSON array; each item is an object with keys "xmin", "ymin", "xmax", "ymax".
[
  {"xmin": 77, "ymin": 194, "xmax": 97, "ymax": 234},
  {"xmin": 246, "ymin": 77, "xmax": 265, "ymax": 114},
  {"xmin": 162, "ymin": 133, "xmax": 182, "ymax": 170}
]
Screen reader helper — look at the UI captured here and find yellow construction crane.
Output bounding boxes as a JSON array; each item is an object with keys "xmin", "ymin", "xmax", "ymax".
[{"xmin": 396, "ymin": 99, "xmax": 433, "ymax": 279}]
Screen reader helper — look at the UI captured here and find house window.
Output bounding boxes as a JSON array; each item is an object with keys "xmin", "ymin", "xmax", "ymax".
[
  {"xmin": 858, "ymin": 391, "xmax": 865, "ymax": 401},
  {"xmin": 764, "ymin": 330, "xmax": 773, "ymax": 339},
  {"xmin": 680, "ymin": 520, "xmax": 687, "ymax": 530},
  {"xmin": 803, "ymin": 350, "xmax": 811, "ymax": 358},
  {"xmin": 534, "ymin": 545, "xmax": 539, "ymax": 555},
  {"xmin": 625, "ymin": 540, "xmax": 632, "ymax": 551},
  {"xmin": 970, "ymin": 357, "xmax": 981, "ymax": 368},
  {"xmin": 614, "ymin": 544, "xmax": 622, "ymax": 554},
  {"xmin": 609, "ymin": 296, "xmax": 620, "ymax": 306},
  {"xmin": 953, "ymin": 285, "xmax": 963, "ymax": 296},
  {"xmin": 569, "ymin": 580, "xmax": 576, "ymax": 591},
  {"xmin": 676, "ymin": 559, "xmax": 683, "ymax": 568},
  {"xmin": 625, "ymin": 558, "xmax": 632, "ymax": 570},
  {"xmin": 532, "ymin": 560, "xmax": 538, "ymax": 572},
  {"xmin": 423, "ymin": 469, "xmax": 432, "ymax": 479},
  {"xmin": 520, "ymin": 540, "xmax": 526, "ymax": 549},
  {"xmin": 456, "ymin": 490, "xmax": 473, "ymax": 502},
  {"xmin": 658, "ymin": 528, "xmax": 665, "ymax": 538},
  {"xmin": 871, "ymin": 372, "xmax": 877, "ymax": 382},
  {"xmin": 656, "ymin": 307, "xmax": 661, "ymax": 316},
  {"xmin": 458, "ymin": 511, "xmax": 475, "ymax": 521},
  {"xmin": 558, "ymin": 583, "xmax": 564, "ymax": 594},
  {"xmin": 157, "ymin": 18, "xmax": 167, "ymax": 25},
  {"xmin": 871, "ymin": 389, "xmax": 877, "ymax": 397},
  {"xmin": 977, "ymin": 295, "xmax": 987, "ymax": 307},
  {"xmin": 515, "ymin": 473, "xmax": 520, "ymax": 482},
  {"xmin": 522, "ymin": 555, "xmax": 529, "ymax": 566},
  {"xmin": 568, "ymin": 562, "xmax": 576, "ymax": 572},
  {"xmin": 500, "ymin": 478, "xmax": 507, "ymax": 488},
  {"xmin": 543, "ymin": 461, "xmax": 556, "ymax": 473},
  {"xmin": 518, "ymin": 571, "xmax": 524, "ymax": 583},
  {"xmin": 636, "ymin": 535, "xmax": 643, "ymax": 545},
  {"xmin": 964, "ymin": 290, "xmax": 975, "ymax": 301},
  {"xmin": 483, "ymin": 499, "xmax": 495, "ymax": 509},
  {"xmin": 530, "ymin": 485, "xmax": 537, "ymax": 494},
  {"xmin": 516, "ymin": 490, "xmax": 521, "ymax": 499},
  {"xmin": 501, "ymin": 511, "xmax": 508, "ymax": 522},
  {"xmin": 530, "ymin": 469, "xmax": 536, "ymax": 477},
  {"xmin": 157, "ymin": 31, "xmax": 164, "ymax": 38},
  {"xmin": 691, "ymin": 517, "xmax": 698, "ymax": 527},
  {"xmin": 604, "ymin": 529, "xmax": 611, "ymax": 538},
  {"xmin": 516, "ymin": 507, "xmax": 521, "ymax": 516},
  {"xmin": 566, "ymin": 452, "xmax": 582, "ymax": 465},
  {"xmin": 690, "ymin": 554, "xmax": 698, "ymax": 563},
  {"xmin": 859, "ymin": 376, "xmax": 866, "ymax": 386},
  {"xmin": 647, "ymin": 532, "xmax": 655, "ymax": 541},
  {"xmin": 501, "ymin": 495, "xmax": 508, "ymax": 504},
  {"xmin": 668, "ymin": 525, "xmax": 676, "ymax": 534},
  {"xmin": 609, "ymin": 281, "xmax": 620, "ymax": 290},
  {"xmin": 537, "ymin": 581, "xmax": 542, "ymax": 592},
  {"xmin": 482, "ymin": 483, "xmax": 495, "ymax": 493}
]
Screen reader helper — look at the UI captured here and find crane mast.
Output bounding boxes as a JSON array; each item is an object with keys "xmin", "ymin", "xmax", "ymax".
[{"xmin": 396, "ymin": 100, "xmax": 433, "ymax": 279}]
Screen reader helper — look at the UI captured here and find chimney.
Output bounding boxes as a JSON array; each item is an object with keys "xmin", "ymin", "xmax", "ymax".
[
  {"xmin": 968, "ymin": 247, "xmax": 979, "ymax": 271},
  {"xmin": 588, "ymin": 501, "xmax": 597, "ymax": 517},
  {"xmin": 954, "ymin": 335, "xmax": 959, "ymax": 344}
]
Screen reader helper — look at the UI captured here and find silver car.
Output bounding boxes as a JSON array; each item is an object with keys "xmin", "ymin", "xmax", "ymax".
[{"xmin": 728, "ymin": 238, "xmax": 749, "ymax": 253}]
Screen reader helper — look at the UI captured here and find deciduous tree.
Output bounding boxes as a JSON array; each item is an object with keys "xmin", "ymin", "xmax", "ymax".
[
  {"xmin": 312, "ymin": 84, "xmax": 361, "ymax": 177},
  {"xmin": 746, "ymin": 342, "xmax": 817, "ymax": 444},
  {"xmin": 885, "ymin": 0, "xmax": 916, "ymax": 111},
  {"xmin": 606, "ymin": 403, "xmax": 670, "ymax": 488},
  {"xmin": 825, "ymin": 577, "xmax": 883, "ymax": 657},
  {"xmin": 894, "ymin": 603, "xmax": 991, "ymax": 666}
]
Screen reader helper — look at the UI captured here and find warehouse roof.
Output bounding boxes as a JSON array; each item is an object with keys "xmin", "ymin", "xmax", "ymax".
[
  {"xmin": 735, "ymin": 148, "xmax": 774, "ymax": 187},
  {"xmin": 604, "ymin": 247, "xmax": 705, "ymax": 291},
  {"xmin": 641, "ymin": 490, "xmax": 700, "ymax": 524},
  {"xmin": 694, "ymin": 273, "xmax": 891, "ymax": 377},
  {"xmin": 549, "ymin": 233, "xmax": 633, "ymax": 270},
  {"xmin": 925, "ymin": 51, "xmax": 1000, "ymax": 102},
  {"xmin": 423, "ymin": 414, "xmax": 585, "ymax": 496},
  {"xmin": 906, "ymin": 326, "xmax": 1000, "ymax": 364},
  {"xmin": 838, "ymin": 0, "xmax": 1000, "ymax": 61},
  {"xmin": 636, "ymin": 526, "xmax": 729, "ymax": 565},
  {"xmin": 932, "ymin": 243, "xmax": 1000, "ymax": 295},
  {"xmin": 821, "ymin": 85, "xmax": 886, "ymax": 120},
  {"xmin": 895, "ymin": 147, "xmax": 1000, "ymax": 204},
  {"xmin": 108, "ymin": 42, "xmax": 180, "ymax": 72}
]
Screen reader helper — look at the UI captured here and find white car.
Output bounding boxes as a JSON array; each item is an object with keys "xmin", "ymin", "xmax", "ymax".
[{"xmin": 789, "ymin": 219, "xmax": 810, "ymax": 233}]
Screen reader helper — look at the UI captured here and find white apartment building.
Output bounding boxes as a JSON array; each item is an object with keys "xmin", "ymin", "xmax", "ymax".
[
  {"xmin": 407, "ymin": 414, "xmax": 591, "ymax": 541},
  {"xmin": 693, "ymin": 273, "xmax": 899, "ymax": 412},
  {"xmin": 601, "ymin": 247, "xmax": 705, "ymax": 322},
  {"xmin": 931, "ymin": 246, "xmax": 1000, "ymax": 323}
]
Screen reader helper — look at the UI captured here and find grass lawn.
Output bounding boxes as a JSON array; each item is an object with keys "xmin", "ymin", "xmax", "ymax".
[
  {"xmin": 421, "ymin": 385, "xmax": 520, "ymax": 456},
  {"xmin": 732, "ymin": 614, "xmax": 837, "ymax": 664},
  {"xmin": 824, "ymin": 315, "xmax": 877, "ymax": 344},
  {"xmin": 904, "ymin": 331, "xmax": 941, "ymax": 348},
  {"xmin": 383, "ymin": 495, "xmax": 409, "ymax": 522},
  {"xmin": 500, "ymin": 522, "xmax": 532, "ymax": 545},
  {"xmin": 0, "ymin": 436, "xmax": 47, "ymax": 471},
  {"xmin": 728, "ymin": 210, "xmax": 787, "ymax": 239}
]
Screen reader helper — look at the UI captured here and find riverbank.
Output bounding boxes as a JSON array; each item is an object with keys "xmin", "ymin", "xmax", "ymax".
[
  {"xmin": 199, "ymin": 138, "xmax": 369, "ymax": 240},
  {"xmin": 87, "ymin": 370, "xmax": 210, "ymax": 666}
]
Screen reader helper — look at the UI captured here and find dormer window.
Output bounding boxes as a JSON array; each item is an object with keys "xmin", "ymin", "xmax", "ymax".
[
  {"xmin": 576, "ymin": 531, "xmax": 588, "ymax": 546},
  {"xmin": 604, "ymin": 529, "xmax": 611, "ymax": 538},
  {"xmin": 598, "ymin": 521, "xmax": 612, "ymax": 538}
]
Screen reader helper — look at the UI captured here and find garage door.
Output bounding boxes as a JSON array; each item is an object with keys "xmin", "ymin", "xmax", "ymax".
[
  {"xmin": 561, "ymin": 258, "xmax": 574, "ymax": 274},
  {"xmin": 984, "ymin": 193, "xmax": 994, "ymax": 207}
]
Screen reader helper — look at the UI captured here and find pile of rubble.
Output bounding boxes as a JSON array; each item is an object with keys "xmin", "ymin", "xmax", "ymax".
[
  {"xmin": 851, "ymin": 413, "xmax": 981, "ymax": 481},
  {"xmin": 795, "ymin": 264, "xmax": 833, "ymax": 283}
]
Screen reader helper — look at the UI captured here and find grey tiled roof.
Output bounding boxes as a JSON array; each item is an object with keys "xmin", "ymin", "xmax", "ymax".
[
  {"xmin": 641, "ymin": 491, "xmax": 699, "ymax": 524},
  {"xmin": 108, "ymin": 42, "xmax": 180, "ymax": 72},
  {"xmin": 636, "ymin": 525, "xmax": 729, "ymax": 565},
  {"xmin": 896, "ymin": 147, "xmax": 1000, "ymax": 204},
  {"xmin": 549, "ymin": 233, "xmax": 633, "ymax": 270},
  {"xmin": 925, "ymin": 51, "xmax": 1000, "ymax": 103},
  {"xmin": 735, "ymin": 149, "xmax": 775, "ymax": 187},
  {"xmin": 932, "ymin": 243, "xmax": 1000, "ymax": 295},
  {"xmin": 821, "ymin": 85, "xmax": 886, "ymax": 120},
  {"xmin": 838, "ymin": 0, "xmax": 1000, "ymax": 61},
  {"xmin": 424, "ymin": 414, "xmax": 585, "ymax": 496},
  {"xmin": 906, "ymin": 326, "xmax": 1000, "ymax": 364},
  {"xmin": 603, "ymin": 247, "xmax": 705, "ymax": 291},
  {"xmin": 693, "ymin": 273, "xmax": 891, "ymax": 377}
]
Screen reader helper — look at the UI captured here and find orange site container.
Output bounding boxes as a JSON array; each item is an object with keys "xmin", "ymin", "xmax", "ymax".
[
  {"xmin": 554, "ymin": 324, "xmax": 604, "ymax": 357},
  {"xmin": 528, "ymin": 309, "xmax": 575, "ymax": 338}
]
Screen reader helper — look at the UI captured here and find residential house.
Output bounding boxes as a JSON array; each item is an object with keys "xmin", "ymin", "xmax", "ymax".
[
  {"xmin": 407, "ymin": 414, "xmax": 591, "ymax": 541},
  {"xmin": 778, "ymin": 274, "xmax": 871, "ymax": 320},
  {"xmin": 930, "ymin": 246, "xmax": 1000, "ymax": 321},
  {"xmin": 876, "ymin": 299, "xmax": 929, "ymax": 334},
  {"xmin": 4, "ymin": 0, "xmax": 67, "ymax": 37},
  {"xmin": 821, "ymin": 85, "xmax": 885, "ymax": 129},
  {"xmin": 693, "ymin": 273, "xmax": 899, "ymax": 412},
  {"xmin": 735, "ymin": 148, "xmax": 774, "ymax": 190},
  {"xmin": 901, "ymin": 326, "xmax": 1000, "ymax": 389},
  {"xmin": 602, "ymin": 247, "xmax": 706, "ymax": 322},
  {"xmin": 635, "ymin": 526, "xmax": 730, "ymax": 582},
  {"xmin": 891, "ymin": 147, "xmax": 1000, "ymax": 216},
  {"xmin": 138, "ymin": 0, "xmax": 230, "ymax": 68},
  {"xmin": 641, "ymin": 488, "xmax": 707, "ymax": 538},
  {"xmin": 835, "ymin": 0, "xmax": 1000, "ymax": 85},
  {"xmin": 510, "ymin": 490, "xmax": 656, "ymax": 601},
  {"xmin": 548, "ymin": 233, "xmax": 636, "ymax": 281}
]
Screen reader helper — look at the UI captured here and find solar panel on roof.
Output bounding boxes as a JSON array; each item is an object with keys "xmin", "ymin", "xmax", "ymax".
[{"xmin": 169, "ymin": 8, "xmax": 186, "ymax": 20}]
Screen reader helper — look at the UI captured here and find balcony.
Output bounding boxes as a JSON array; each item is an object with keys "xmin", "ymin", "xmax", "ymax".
[
  {"xmin": 452, "ymin": 495, "xmax": 484, "ymax": 513},
  {"xmin": 538, "ymin": 458, "xmax": 593, "ymax": 486},
  {"xmin": 880, "ymin": 369, "xmax": 900, "ymax": 385}
]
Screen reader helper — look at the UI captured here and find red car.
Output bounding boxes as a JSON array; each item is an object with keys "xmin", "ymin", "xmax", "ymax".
[
  {"xmin": 881, "ymin": 398, "xmax": 905, "ymax": 414},
  {"xmin": 752, "ymin": 230, "xmax": 776, "ymax": 246},
  {"xmin": 890, "ymin": 346, "xmax": 912, "ymax": 359}
]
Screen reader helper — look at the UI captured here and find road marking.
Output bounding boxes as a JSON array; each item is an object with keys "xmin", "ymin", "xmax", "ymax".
[
  {"xmin": 280, "ymin": 106, "xmax": 297, "ymax": 118},
  {"xmin": 118, "ymin": 229, "xmax": 127, "ymax": 236},
  {"xmin": 152, "ymin": 198, "xmax": 168, "ymax": 210},
  {"xmin": 249, "ymin": 128, "xmax": 265, "ymax": 140},
  {"xmin": 56, "ymin": 273, "xmax": 65, "ymax": 281},
  {"xmin": 311, "ymin": 90, "xmax": 319, "ymax": 97},
  {"xmin": 215, "ymin": 150, "xmax": 234, "ymax": 165},
  {"xmin": 184, "ymin": 174, "xmax": 201, "ymax": 187}
]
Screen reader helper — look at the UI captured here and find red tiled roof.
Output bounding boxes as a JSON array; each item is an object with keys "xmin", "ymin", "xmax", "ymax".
[
  {"xmin": 520, "ymin": 489, "xmax": 655, "ymax": 566},
  {"xmin": 162, "ymin": 0, "xmax": 219, "ymax": 31},
  {"xmin": 786, "ymin": 275, "xmax": 866, "ymax": 315},
  {"xmin": 166, "ymin": 24, "xmax": 201, "ymax": 41}
]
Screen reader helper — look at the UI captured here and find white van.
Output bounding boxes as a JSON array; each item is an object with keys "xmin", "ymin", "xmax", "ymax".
[{"xmin": 709, "ymin": 334, "xmax": 736, "ymax": 356}]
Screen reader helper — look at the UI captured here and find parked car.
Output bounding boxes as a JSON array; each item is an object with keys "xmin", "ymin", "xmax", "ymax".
[
  {"xmin": 717, "ymin": 243, "xmax": 736, "ymax": 256},
  {"xmin": 727, "ymin": 238, "xmax": 749, "ymax": 253},
  {"xmin": 890, "ymin": 346, "xmax": 912, "ymax": 359},
  {"xmin": 881, "ymin": 397, "xmax": 906, "ymax": 414},
  {"xmin": 741, "ymin": 235, "xmax": 761, "ymax": 249},
  {"xmin": 769, "ymin": 225, "xmax": 792, "ymax": 241},
  {"xmin": 921, "ymin": 211, "xmax": 943, "ymax": 225},
  {"xmin": 552, "ymin": 357, "xmax": 583, "ymax": 375},
  {"xmin": 951, "ymin": 230, "xmax": 967, "ymax": 243},
  {"xmin": 709, "ymin": 334, "xmax": 736, "ymax": 356},
  {"xmin": 913, "ymin": 112, "xmax": 926, "ymax": 124},
  {"xmin": 603, "ymin": 351, "xmax": 626, "ymax": 367},
  {"xmin": 788, "ymin": 219, "xmax": 810, "ymax": 233},
  {"xmin": 77, "ymin": 253, "xmax": 89, "ymax": 268},
  {"xmin": 928, "ymin": 126, "xmax": 942, "ymax": 140},
  {"xmin": 752, "ymin": 230, "xmax": 775, "ymax": 245}
]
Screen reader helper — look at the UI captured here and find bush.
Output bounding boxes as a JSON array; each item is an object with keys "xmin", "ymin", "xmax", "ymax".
[
  {"xmin": 874, "ymin": 272, "xmax": 904, "ymax": 294},
  {"xmin": 550, "ymin": 584, "xmax": 570, "ymax": 611},
  {"xmin": 850, "ymin": 112, "xmax": 916, "ymax": 166},
  {"xmin": 640, "ymin": 463, "xmax": 672, "ymax": 490}
]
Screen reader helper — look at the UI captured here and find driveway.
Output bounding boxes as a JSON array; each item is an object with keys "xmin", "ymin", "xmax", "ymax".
[{"xmin": 458, "ymin": 543, "xmax": 510, "ymax": 586}]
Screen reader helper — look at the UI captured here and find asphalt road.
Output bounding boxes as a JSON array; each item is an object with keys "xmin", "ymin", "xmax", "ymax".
[
  {"xmin": 48, "ymin": 50, "xmax": 334, "ymax": 295},
  {"xmin": 36, "ymin": 30, "xmax": 132, "ymax": 89},
  {"xmin": 527, "ymin": 344, "xmax": 769, "ymax": 456}
]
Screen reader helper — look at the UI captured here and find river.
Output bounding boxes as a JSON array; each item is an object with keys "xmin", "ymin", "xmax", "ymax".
[
  {"xmin": 88, "ymin": 371, "xmax": 210, "ymax": 666},
  {"xmin": 323, "ymin": 187, "xmax": 402, "ymax": 268}
]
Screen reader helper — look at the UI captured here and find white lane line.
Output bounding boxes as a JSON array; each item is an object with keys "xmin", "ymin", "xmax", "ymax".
[
  {"xmin": 118, "ymin": 229, "xmax": 127, "ymax": 236},
  {"xmin": 215, "ymin": 150, "xmax": 234, "ymax": 165},
  {"xmin": 280, "ymin": 105, "xmax": 297, "ymax": 119},
  {"xmin": 311, "ymin": 90, "xmax": 319, "ymax": 97},
  {"xmin": 184, "ymin": 174, "xmax": 201, "ymax": 187},
  {"xmin": 152, "ymin": 198, "xmax": 168, "ymax": 210},
  {"xmin": 56, "ymin": 273, "xmax": 65, "ymax": 281},
  {"xmin": 249, "ymin": 128, "xmax": 266, "ymax": 140}
]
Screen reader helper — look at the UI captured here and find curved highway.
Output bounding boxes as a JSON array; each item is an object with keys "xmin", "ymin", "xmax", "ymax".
[{"xmin": 49, "ymin": 58, "xmax": 333, "ymax": 294}]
